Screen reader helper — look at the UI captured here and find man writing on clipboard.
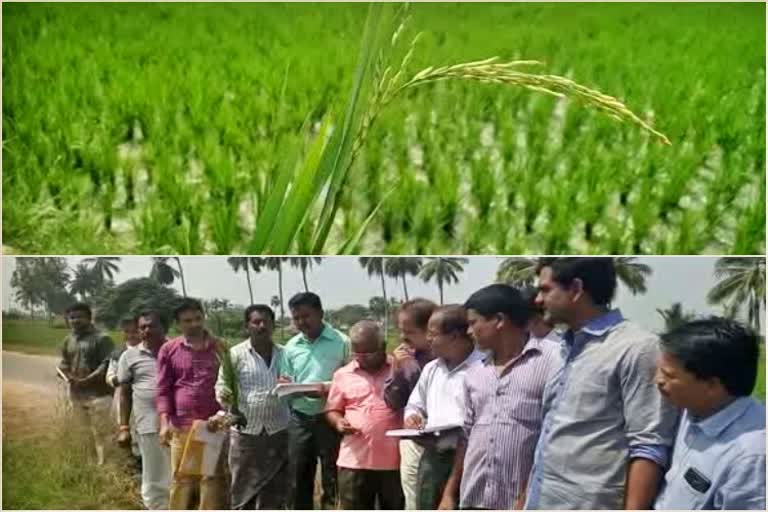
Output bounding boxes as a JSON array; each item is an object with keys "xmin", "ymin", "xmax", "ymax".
[{"xmin": 279, "ymin": 292, "xmax": 350, "ymax": 510}]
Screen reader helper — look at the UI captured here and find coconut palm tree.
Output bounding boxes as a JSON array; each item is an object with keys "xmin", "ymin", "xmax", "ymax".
[
  {"xmin": 227, "ymin": 257, "xmax": 260, "ymax": 304},
  {"xmin": 83, "ymin": 257, "xmax": 121, "ymax": 289},
  {"xmin": 172, "ymin": 257, "xmax": 188, "ymax": 297},
  {"xmin": 269, "ymin": 295, "xmax": 284, "ymax": 337},
  {"xmin": 69, "ymin": 262, "xmax": 100, "ymax": 301},
  {"xmin": 613, "ymin": 257, "xmax": 653, "ymax": 296},
  {"xmin": 496, "ymin": 257, "xmax": 538, "ymax": 287},
  {"xmin": 496, "ymin": 257, "xmax": 652, "ymax": 296},
  {"xmin": 252, "ymin": 258, "xmax": 288, "ymax": 340},
  {"xmin": 656, "ymin": 302, "xmax": 696, "ymax": 332},
  {"xmin": 359, "ymin": 258, "xmax": 390, "ymax": 336},
  {"xmin": 288, "ymin": 257, "xmax": 323, "ymax": 292},
  {"xmin": 385, "ymin": 257, "xmax": 423, "ymax": 301},
  {"xmin": 419, "ymin": 257, "xmax": 468, "ymax": 305},
  {"xmin": 150, "ymin": 257, "xmax": 188, "ymax": 296},
  {"xmin": 707, "ymin": 257, "xmax": 765, "ymax": 331}
]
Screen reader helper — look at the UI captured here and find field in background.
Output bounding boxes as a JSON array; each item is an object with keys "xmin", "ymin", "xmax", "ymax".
[
  {"xmin": 1, "ymin": 317, "xmax": 400, "ymax": 353},
  {"xmin": 2, "ymin": 318, "xmax": 121, "ymax": 355},
  {"xmin": 3, "ymin": 318, "xmax": 765, "ymax": 401},
  {"xmin": 4, "ymin": 3, "xmax": 765, "ymax": 254}
]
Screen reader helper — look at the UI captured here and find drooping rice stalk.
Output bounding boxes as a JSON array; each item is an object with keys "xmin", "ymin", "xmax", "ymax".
[{"xmin": 306, "ymin": 3, "xmax": 671, "ymax": 253}]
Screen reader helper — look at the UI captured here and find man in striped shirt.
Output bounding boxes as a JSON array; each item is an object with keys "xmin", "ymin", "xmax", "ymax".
[
  {"xmin": 215, "ymin": 304, "xmax": 292, "ymax": 510},
  {"xmin": 439, "ymin": 285, "xmax": 562, "ymax": 510},
  {"xmin": 405, "ymin": 305, "xmax": 485, "ymax": 510}
]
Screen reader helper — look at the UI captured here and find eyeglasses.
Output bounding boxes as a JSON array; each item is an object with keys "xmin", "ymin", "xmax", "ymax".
[{"xmin": 351, "ymin": 351, "xmax": 381, "ymax": 359}]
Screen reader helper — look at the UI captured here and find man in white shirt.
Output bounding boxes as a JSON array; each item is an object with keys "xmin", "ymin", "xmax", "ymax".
[
  {"xmin": 404, "ymin": 305, "xmax": 485, "ymax": 509},
  {"xmin": 215, "ymin": 304, "xmax": 292, "ymax": 510}
]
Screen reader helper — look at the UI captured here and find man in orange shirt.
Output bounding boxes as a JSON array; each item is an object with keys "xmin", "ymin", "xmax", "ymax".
[{"xmin": 325, "ymin": 320, "xmax": 405, "ymax": 510}]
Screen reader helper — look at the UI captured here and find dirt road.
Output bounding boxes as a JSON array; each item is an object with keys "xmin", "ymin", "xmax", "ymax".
[
  {"xmin": 3, "ymin": 350, "xmax": 60, "ymax": 388},
  {"xmin": 3, "ymin": 351, "xmax": 65, "ymax": 438}
]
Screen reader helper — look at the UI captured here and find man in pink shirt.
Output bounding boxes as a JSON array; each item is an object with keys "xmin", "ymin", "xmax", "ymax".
[
  {"xmin": 325, "ymin": 320, "xmax": 405, "ymax": 510},
  {"xmin": 156, "ymin": 298, "xmax": 226, "ymax": 510}
]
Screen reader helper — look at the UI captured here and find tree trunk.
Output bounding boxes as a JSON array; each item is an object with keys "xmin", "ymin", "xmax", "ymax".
[
  {"xmin": 245, "ymin": 266, "xmax": 254, "ymax": 304},
  {"xmin": 278, "ymin": 263, "xmax": 285, "ymax": 341},
  {"xmin": 175, "ymin": 257, "xmax": 188, "ymax": 297},
  {"xmin": 216, "ymin": 314, "xmax": 224, "ymax": 336},
  {"xmin": 402, "ymin": 274, "xmax": 409, "ymax": 302},
  {"xmin": 750, "ymin": 294, "xmax": 760, "ymax": 332},
  {"xmin": 302, "ymin": 267, "xmax": 309, "ymax": 292},
  {"xmin": 380, "ymin": 271, "xmax": 388, "ymax": 340},
  {"xmin": 438, "ymin": 277, "xmax": 444, "ymax": 305}
]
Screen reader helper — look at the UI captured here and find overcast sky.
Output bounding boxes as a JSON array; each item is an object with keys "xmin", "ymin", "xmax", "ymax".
[{"xmin": 3, "ymin": 256, "xmax": 761, "ymax": 334}]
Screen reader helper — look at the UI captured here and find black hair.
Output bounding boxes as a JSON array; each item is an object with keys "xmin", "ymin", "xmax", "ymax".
[
  {"xmin": 521, "ymin": 285, "xmax": 545, "ymax": 317},
  {"xmin": 433, "ymin": 305, "xmax": 471, "ymax": 339},
  {"xmin": 66, "ymin": 302, "xmax": 92, "ymax": 318},
  {"xmin": 173, "ymin": 298, "xmax": 205, "ymax": 321},
  {"xmin": 536, "ymin": 257, "xmax": 617, "ymax": 306},
  {"xmin": 288, "ymin": 292, "xmax": 323, "ymax": 311},
  {"xmin": 135, "ymin": 310, "xmax": 168, "ymax": 331},
  {"xmin": 464, "ymin": 284, "xmax": 531, "ymax": 328},
  {"xmin": 660, "ymin": 317, "xmax": 760, "ymax": 397},
  {"xmin": 399, "ymin": 298, "xmax": 438, "ymax": 330},
  {"xmin": 244, "ymin": 304, "xmax": 276, "ymax": 324}
]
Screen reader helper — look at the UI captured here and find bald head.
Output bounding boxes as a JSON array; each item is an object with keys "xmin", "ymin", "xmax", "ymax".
[{"xmin": 350, "ymin": 320, "xmax": 387, "ymax": 372}]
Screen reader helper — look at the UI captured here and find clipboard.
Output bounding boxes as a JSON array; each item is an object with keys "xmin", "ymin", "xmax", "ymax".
[{"xmin": 176, "ymin": 420, "xmax": 226, "ymax": 478}]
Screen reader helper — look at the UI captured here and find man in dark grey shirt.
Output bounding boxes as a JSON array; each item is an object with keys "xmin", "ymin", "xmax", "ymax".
[
  {"xmin": 525, "ymin": 258, "xmax": 678, "ymax": 510},
  {"xmin": 57, "ymin": 302, "xmax": 115, "ymax": 466}
]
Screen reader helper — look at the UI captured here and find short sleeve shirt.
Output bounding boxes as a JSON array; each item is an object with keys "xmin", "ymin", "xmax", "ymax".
[
  {"xmin": 117, "ymin": 341, "xmax": 165, "ymax": 434},
  {"xmin": 281, "ymin": 324, "xmax": 350, "ymax": 416}
]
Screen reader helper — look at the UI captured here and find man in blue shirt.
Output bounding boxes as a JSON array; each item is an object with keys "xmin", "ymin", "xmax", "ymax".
[
  {"xmin": 525, "ymin": 258, "xmax": 678, "ymax": 509},
  {"xmin": 655, "ymin": 317, "xmax": 766, "ymax": 510}
]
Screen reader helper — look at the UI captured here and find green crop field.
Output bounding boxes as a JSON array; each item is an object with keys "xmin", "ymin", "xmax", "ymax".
[
  {"xmin": 3, "ymin": 3, "xmax": 765, "ymax": 254},
  {"xmin": 1, "ymin": 318, "xmax": 122, "ymax": 355}
]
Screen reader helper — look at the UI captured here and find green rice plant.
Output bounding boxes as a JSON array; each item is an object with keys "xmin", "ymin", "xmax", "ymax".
[
  {"xmin": 2, "ymin": 2, "xmax": 764, "ymax": 254},
  {"xmin": 215, "ymin": 340, "xmax": 247, "ymax": 429}
]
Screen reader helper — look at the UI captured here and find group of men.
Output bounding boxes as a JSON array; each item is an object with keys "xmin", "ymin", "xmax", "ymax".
[{"xmin": 56, "ymin": 257, "xmax": 765, "ymax": 510}]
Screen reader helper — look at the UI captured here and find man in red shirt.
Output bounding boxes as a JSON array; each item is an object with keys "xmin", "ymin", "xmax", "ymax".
[{"xmin": 325, "ymin": 320, "xmax": 405, "ymax": 510}]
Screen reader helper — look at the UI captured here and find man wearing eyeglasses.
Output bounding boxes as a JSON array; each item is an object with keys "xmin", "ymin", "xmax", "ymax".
[
  {"xmin": 325, "ymin": 320, "xmax": 405, "ymax": 510},
  {"xmin": 404, "ymin": 305, "xmax": 485, "ymax": 510}
]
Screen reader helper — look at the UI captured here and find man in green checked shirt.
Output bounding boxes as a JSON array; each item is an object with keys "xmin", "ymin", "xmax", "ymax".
[{"xmin": 280, "ymin": 292, "xmax": 350, "ymax": 510}]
